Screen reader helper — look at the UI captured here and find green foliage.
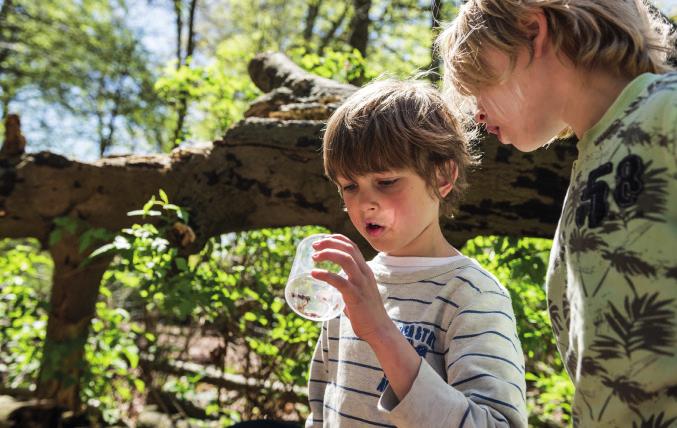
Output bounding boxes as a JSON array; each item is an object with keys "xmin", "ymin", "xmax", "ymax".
[
  {"xmin": 82, "ymin": 296, "xmax": 144, "ymax": 423},
  {"xmin": 0, "ymin": 0, "xmax": 168, "ymax": 154},
  {"xmin": 83, "ymin": 191, "xmax": 324, "ymax": 423},
  {"xmin": 461, "ymin": 236, "xmax": 574, "ymax": 426},
  {"xmin": 155, "ymin": 36, "xmax": 261, "ymax": 145},
  {"xmin": 289, "ymin": 46, "xmax": 372, "ymax": 84},
  {"xmin": 0, "ymin": 239, "xmax": 52, "ymax": 390}
]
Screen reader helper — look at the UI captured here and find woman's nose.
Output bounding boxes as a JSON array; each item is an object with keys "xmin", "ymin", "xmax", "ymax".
[{"xmin": 475, "ymin": 110, "xmax": 487, "ymax": 124}]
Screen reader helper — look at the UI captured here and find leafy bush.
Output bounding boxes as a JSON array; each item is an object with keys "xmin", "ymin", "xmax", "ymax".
[
  {"xmin": 85, "ymin": 191, "xmax": 325, "ymax": 424},
  {"xmin": 0, "ymin": 239, "xmax": 52, "ymax": 391}
]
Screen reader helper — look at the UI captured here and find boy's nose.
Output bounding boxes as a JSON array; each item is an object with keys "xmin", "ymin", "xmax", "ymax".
[{"xmin": 357, "ymin": 190, "xmax": 378, "ymax": 211}]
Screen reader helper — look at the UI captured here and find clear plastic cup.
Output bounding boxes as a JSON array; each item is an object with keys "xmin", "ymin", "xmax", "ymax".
[{"xmin": 284, "ymin": 234, "xmax": 345, "ymax": 321}]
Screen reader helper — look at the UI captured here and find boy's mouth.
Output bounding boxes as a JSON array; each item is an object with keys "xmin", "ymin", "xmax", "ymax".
[{"xmin": 365, "ymin": 222, "xmax": 385, "ymax": 237}]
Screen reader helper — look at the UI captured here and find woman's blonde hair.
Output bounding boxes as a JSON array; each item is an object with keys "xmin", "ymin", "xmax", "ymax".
[
  {"xmin": 323, "ymin": 79, "xmax": 478, "ymax": 216},
  {"xmin": 437, "ymin": 0, "xmax": 675, "ymax": 97}
]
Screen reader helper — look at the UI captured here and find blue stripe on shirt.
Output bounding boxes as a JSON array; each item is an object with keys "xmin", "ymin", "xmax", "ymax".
[
  {"xmin": 435, "ymin": 295, "xmax": 459, "ymax": 307},
  {"xmin": 464, "ymin": 264, "xmax": 505, "ymax": 293},
  {"xmin": 468, "ymin": 392, "xmax": 520, "ymax": 412},
  {"xmin": 328, "ymin": 358, "xmax": 382, "ymax": 372},
  {"xmin": 323, "ymin": 404, "xmax": 396, "ymax": 427},
  {"xmin": 447, "ymin": 352, "xmax": 524, "ymax": 374},
  {"xmin": 459, "ymin": 405, "xmax": 471, "ymax": 428},
  {"xmin": 452, "ymin": 373, "xmax": 525, "ymax": 400},
  {"xmin": 457, "ymin": 309, "xmax": 514, "ymax": 321},
  {"xmin": 387, "ymin": 296, "xmax": 432, "ymax": 304},
  {"xmin": 327, "ymin": 381, "xmax": 380, "ymax": 398},
  {"xmin": 419, "ymin": 279, "xmax": 447, "ymax": 286},
  {"xmin": 486, "ymin": 290, "xmax": 511, "ymax": 299},
  {"xmin": 452, "ymin": 330, "xmax": 518, "ymax": 353},
  {"xmin": 455, "ymin": 276, "xmax": 481, "ymax": 293}
]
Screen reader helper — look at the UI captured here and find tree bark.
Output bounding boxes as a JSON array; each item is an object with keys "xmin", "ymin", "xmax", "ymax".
[
  {"xmin": 36, "ymin": 232, "xmax": 111, "ymax": 411},
  {"xmin": 0, "ymin": 52, "xmax": 575, "ymax": 412},
  {"xmin": 347, "ymin": 0, "xmax": 370, "ymax": 57},
  {"xmin": 347, "ymin": 0, "xmax": 371, "ymax": 85},
  {"xmin": 303, "ymin": 0, "xmax": 322, "ymax": 42},
  {"xmin": 171, "ymin": 0, "xmax": 199, "ymax": 149},
  {"xmin": 428, "ymin": 0, "xmax": 443, "ymax": 83}
]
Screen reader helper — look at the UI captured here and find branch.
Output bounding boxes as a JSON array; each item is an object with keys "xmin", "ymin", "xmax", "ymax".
[
  {"xmin": 0, "ymin": 53, "xmax": 576, "ymax": 250},
  {"xmin": 247, "ymin": 51, "xmax": 355, "ymax": 98}
]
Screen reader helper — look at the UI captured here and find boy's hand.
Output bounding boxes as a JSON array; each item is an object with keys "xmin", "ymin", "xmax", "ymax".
[{"xmin": 310, "ymin": 234, "xmax": 393, "ymax": 343}]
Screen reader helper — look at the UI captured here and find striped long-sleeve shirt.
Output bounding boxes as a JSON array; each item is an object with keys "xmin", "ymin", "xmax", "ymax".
[{"xmin": 305, "ymin": 254, "xmax": 528, "ymax": 428}]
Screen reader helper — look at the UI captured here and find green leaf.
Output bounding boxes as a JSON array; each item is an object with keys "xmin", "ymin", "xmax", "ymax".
[
  {"xmin": 158, "ymin": 189, "xmax": 169, "ymax": 204},
  {"xmin": 48, "ymin": 230, "xmax": 62, "ymax": 247},
  {"xmin": 88, "ymin": 243, "xmax": 116, "ymax": 259},
  {"xmin": 122, "ymin": 348, "xmax": 139, "ymax": 369},
  {"xmin": 142, "ymin": 196, "xmax": 156, "ymax": 213},
  {"xmin": 175, "ymin": 257, "xmax": 188, "ymax": 271}
]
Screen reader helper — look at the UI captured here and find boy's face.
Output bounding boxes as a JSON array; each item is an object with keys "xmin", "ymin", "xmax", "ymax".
[
  {"xmin": 472, "ymin": 47, "xmax": 567, "ymax": 152},
  {"xmin": 336, "ymin": 168, "xmax": 445, "ymax": 257}
]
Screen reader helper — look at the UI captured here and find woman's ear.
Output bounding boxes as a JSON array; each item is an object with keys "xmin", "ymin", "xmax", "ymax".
[{"xmin": 438, "ymin": 160, "xmax": 458, "ymax": 198}]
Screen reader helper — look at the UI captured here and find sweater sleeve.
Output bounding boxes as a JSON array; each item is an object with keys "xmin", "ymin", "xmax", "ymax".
[
  {"xmin": 377, "ymin": 289, "xmax": 528, "ymax": 427},
  {"xmin": 305, "ymin": 325, "xmax": 329, "ymax": 428}
]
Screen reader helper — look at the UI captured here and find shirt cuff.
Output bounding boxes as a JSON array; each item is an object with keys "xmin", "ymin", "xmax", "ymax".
[{"xmin": 377, "ymin": 358, "xmax": 466, "ymax": 427}]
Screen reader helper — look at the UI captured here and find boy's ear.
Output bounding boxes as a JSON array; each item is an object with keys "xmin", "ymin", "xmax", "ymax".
[
  {"xmin": 522, "ymin": 10, "xmax": 549, "ymax": 59},
  {"xmin": 437, "ymin": 161, "xmax": 458, "ymax": 198}
]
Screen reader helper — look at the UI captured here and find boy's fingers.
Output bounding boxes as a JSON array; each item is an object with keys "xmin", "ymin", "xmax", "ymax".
[
  {"xmin": 314, "ymin": 235, "xmax": 368, "ymax": 272},
  {"xmin": 313, "ymin": 248, "xmax": 361, "ymax": 279},
  {"xmin": 329, "ymin": 234, "xmax": 366, "ymax": 259},
  {"xmin": 311, "ymin": 269, "xmax": 351, "ymax": 293},
  {"xmin": 312, "ymin": 236, "xmax": 350, "ymax": 251}
]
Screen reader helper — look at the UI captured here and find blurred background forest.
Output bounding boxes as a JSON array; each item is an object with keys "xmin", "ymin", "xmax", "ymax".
[{"xmin": 1, "ymin": 0, "xmax": 676, "ymax": 427}]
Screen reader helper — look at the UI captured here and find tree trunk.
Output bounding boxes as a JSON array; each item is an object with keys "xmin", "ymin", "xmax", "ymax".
[
  {"xmin": 347, "ymin": 0, "xmax": 371, "ymax": 85},
  {"xmin": 303, "ymin": 0, "xmax": 322, "ymax": 42},
  {"xmin": 171, "ymin": 0, "xmax": 199, "ymax": 148},
  {"xmin": 348, "ymin": 0, "xmax": 370, "ymax": 56},
  {"xmin": 428, "ymin": 0, "xmax": 443, "ymax": 83},
  {"xmin": 36, "ymin": 232, "xmax": 111, "ymax": 410},
  {"xmin": 0, "ymin": 52, "xmax": 576, "ymax": 412}
]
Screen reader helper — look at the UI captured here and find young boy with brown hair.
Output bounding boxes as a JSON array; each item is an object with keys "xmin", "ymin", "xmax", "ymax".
[
  {"xmin": 437, "ymin": 1, "xmax": 677, "ymax": 426},
  {"xmin": 305, "ymin": 79, "xmax": 528, "ymax": 427}
]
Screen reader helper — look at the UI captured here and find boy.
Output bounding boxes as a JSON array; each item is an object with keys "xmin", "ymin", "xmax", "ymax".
[
  {"xmin": 437, "ymin": 1, "xmax": 677, "ymax": 426},
  {"xmin": 306, "ymin": 80, "xmax": 528, "ymax": 427}
]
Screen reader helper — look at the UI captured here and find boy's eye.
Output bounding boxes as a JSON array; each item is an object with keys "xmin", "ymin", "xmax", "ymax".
[
  {"xmin": 342, "ymin": 183, "xmax": 357, "ymax": 192},
  {"xmin": 378, "ymin": 179, "xmax": 398, "ymax": 187}
]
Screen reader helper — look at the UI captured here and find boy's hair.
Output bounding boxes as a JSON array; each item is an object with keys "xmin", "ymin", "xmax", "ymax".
[
  {"xmin": 437, "ymin": 0, "xmax": 675, "ymax": 97},
  {"xmin": 323, "ymin": 79, "xmax": 478, "ymax": 216}
]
